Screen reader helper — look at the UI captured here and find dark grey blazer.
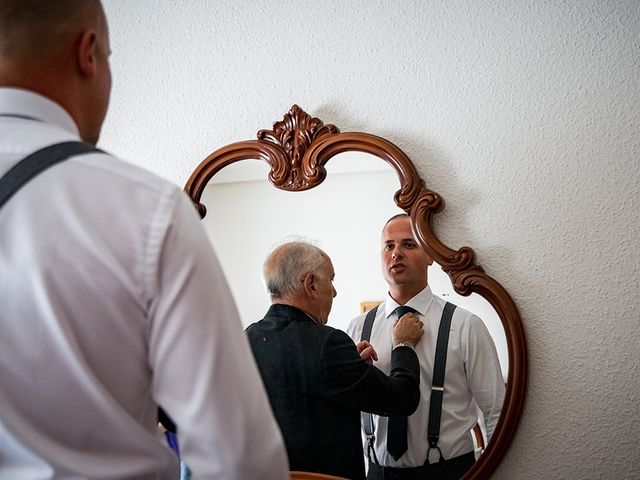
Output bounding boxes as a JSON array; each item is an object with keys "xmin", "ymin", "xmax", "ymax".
[{"xmin": 246, "ymin": 304, "xmax": 420, "ymax": 480}]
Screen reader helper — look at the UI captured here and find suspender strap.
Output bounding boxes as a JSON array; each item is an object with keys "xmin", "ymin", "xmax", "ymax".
[
  {"xmin": 426, "ymin": 301, "xmax": 456, "ymax": 463},
  {"xmin": 361, "ymin": 305, "xmax": 378, "ymax": 344},
  {"xmin": 360, "ymin": 305, "xmax": 380, "ymax": 465},
  {"xmin": 360, "ymin": 302, "xmax": 457, "ymax": 465},
  {"xmin": 0, "ymin": 141, "xmax": 101, "ymax": 210}
]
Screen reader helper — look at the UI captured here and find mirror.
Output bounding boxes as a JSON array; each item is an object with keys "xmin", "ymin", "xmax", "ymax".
[
  {"xmin": 184, "ymin": 105, "xmax": 526, "ymax": 480},
  {"xmin": 201, "ymin": 159, "xmax": 508, "ymax": 382}
]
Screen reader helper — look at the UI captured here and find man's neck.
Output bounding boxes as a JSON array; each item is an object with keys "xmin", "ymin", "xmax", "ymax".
[{"xmin": 388, "ymin": 284, "xmax": 427, "ymax": 306}]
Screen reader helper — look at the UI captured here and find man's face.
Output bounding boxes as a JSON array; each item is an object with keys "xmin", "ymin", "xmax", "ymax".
[
  {"xmin": 312, "ymin": 256, "xmax": 337, "ymax": 325},
  {"xmin": 381, "ymin": 216, "xmax": 432, "ymax": 292}
]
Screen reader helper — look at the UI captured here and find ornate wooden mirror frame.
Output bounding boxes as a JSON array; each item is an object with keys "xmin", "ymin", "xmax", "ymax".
[{"xmin": 184, "ymin": 105, "xmax": 527, "ymax": 480}]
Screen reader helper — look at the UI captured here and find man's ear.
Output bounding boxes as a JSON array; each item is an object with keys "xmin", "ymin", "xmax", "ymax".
[
  {"xmin": 302, "ymin": 273, "xmax": 317, "ymax": 297},
  {"xmin": 76, "ymin": 30, "xmax": 98, "ymax": 77}
]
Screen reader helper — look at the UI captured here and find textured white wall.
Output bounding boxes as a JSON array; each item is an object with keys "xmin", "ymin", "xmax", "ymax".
[{"xmin": 100, "ymin": 1, "xmax": 640, "ymax": 478}]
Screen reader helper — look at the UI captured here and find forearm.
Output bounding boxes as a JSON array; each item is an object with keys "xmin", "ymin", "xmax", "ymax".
[{"xmin": 369, "ymin": 346, "xmax": 421, "ymax": 416}]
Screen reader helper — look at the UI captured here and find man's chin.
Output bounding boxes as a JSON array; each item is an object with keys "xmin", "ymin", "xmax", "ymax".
[{"xmin": 387, "ymin": 272, "xmax": 408, "ymax": 283}]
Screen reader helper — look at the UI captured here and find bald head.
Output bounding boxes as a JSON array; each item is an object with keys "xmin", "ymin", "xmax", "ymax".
[{"xmin": 0, "ymin": 0, "xmax": 111, "ymax": 144}]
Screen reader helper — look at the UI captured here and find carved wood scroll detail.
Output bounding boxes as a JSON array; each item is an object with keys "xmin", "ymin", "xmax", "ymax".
[
  {"xmin": 257, "ymin": 104, "xmax": 339, "ymax": 190},
  {"xmin": 183, "ymin": 105, "xmax": 527, "ymax": 480}
]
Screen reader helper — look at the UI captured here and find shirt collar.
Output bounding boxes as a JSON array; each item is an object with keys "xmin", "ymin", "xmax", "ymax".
[
  {"xmin": 0, "ymin": 87, "xmax": 80, "ymax": 137},
  {"xmin": 383, "ymin": 285, "xmax": 434, "ymax": 319}
]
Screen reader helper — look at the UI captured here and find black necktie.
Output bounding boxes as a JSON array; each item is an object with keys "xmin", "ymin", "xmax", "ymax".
[{"xmin": 387, "ymin": 305, "xmax": 417, "ymax": 461}]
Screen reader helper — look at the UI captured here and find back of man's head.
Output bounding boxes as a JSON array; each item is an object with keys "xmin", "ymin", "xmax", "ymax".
[
  {"xmin": 263, "ymin": 241, "xmax": 327, "ymax": 302},
  {"xmin": 0, "ymin": 0, "xmax": 111, "ymax": 144},
  {"xmin": 0, "ymin": 0, "xmax": 102, "ymax": 63}
]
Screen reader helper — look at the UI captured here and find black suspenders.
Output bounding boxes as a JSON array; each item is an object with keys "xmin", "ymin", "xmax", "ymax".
[
  {"xmin": 427, "ymin": 301, "xmax": 455, "ymax": 463},
  {"xmin": 360, "ymin": 301, "xmax": 456, "ymax": 465},
  {"xmin": 0, "ymin": 141, "xmax": 101, "ymax": 209},
  {"xmin": 361, "ymin": 305, "xmax": 382, "ymax": 465}
]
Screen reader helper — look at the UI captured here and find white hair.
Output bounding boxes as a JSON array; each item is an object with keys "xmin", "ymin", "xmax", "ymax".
[{"xmin": 263, "ymin": 240, "xmax": 328, "ymax": 301}]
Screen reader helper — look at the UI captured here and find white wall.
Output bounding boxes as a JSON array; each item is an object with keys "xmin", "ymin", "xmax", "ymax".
[{"xmin": 100, "ymin": 1, "xmax": 640, "ymax": 478}]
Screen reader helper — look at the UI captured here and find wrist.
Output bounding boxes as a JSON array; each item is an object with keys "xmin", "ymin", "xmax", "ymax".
[{"xmin": 393, "ymin": 341, "xmax": 415, "ymax": 350}]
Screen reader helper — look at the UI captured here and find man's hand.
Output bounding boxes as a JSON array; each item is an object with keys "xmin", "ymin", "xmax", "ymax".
[
  {"xmin": 356, "ymin": 340, "xmax": 378, "ymax": 364},
  {"xmin": 392, "ymin": 313, "xmax": 424, "ymax": 347}
]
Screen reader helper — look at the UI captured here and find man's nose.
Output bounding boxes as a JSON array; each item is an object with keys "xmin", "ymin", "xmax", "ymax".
[
  {"xmin": 392, "ymin": 246, "xmax": 404, "ymax": 259},
  {"xmin": 332, "ymin": 286, "xmax": 337, "ymax": 297}
]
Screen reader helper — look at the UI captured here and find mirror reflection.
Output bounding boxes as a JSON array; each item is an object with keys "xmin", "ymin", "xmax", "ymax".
[
  {"xmin": 201, "ymin": 154, "xmax": 507, "ymax": 381},
  {"xmin": 185, "ymin": 104, "xmax": 526, "ymax": 479}
]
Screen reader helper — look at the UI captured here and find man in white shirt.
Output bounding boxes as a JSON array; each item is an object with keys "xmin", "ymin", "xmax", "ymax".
[
  {"xmin": 347, "ymin": 214, "xmax": 505, "ymax": 480},
  {"xmin": 0, "ymin": 1, "xmax": 288, "ymax": 479}
]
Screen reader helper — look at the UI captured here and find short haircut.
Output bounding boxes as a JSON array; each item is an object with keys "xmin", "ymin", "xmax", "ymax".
[
  {"xmin": 383, "ymin": 213, "xmax": 410, "ymax": 232},
  {"xmin": 0, "ymin": 0, "xmax": 102, "ymax": 60},
  {"xmin": 263, "ymin": 241, "xmax": 328, "ymax": 301}
]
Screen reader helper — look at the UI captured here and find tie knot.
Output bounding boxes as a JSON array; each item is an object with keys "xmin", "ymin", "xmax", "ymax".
[{"xmin": 394, "ymin": 305, "xmax": 417, "ymax": 317}]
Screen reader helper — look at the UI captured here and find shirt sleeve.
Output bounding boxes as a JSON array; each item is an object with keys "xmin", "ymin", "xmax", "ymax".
[
  {"xmin": 346, "ymin": 314, "xmax": 365, "ymax": 341},
  {"xmin": 145, "ymin": 189, "xmax": 289, "ymax": 479},
  {"xmin": 463, "ymin": 314, "xmax": 506, "ymax": 442}
]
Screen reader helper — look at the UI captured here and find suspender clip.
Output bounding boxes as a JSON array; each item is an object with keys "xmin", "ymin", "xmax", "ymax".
[
  {"xmin": 426, "ymin": 442, "xmax": 444, "ymax": 464},
  {"xmin": 365, "ymin": 433, "xmax": 380, "ymax": 466}
]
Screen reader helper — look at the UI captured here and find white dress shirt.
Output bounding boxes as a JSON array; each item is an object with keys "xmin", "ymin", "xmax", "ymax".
[
  {"xmin": 347, "ymin": 286, "xmax": 505, "ymax": 467},
  {"xmin": 0, "ymin": 88, "xmax": 289, "ymax": 480}
]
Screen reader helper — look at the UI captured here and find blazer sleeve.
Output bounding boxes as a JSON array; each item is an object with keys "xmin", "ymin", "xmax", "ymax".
[{"xmin": 319, "ymin": 328, "xmax": 420, "ymax": 416}]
